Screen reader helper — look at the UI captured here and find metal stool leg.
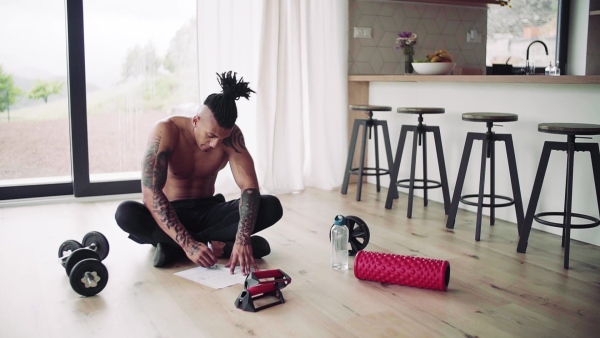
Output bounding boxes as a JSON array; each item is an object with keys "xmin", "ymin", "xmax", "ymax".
[
  {"xmin": 407, "ymin": 130, "xmax": 419, "ymax": 218},
  {"xmin": 562, "ymin": 151, "xmax": 570, "ymax": 248},
  {"xmin": 380, "ymin": 121, "xmax": 398, "ymax": 199},
  {"xmin": 500, "ymin": 134, "xmax": 525, "ymax": 232},
  {"xmin": 422, "ymin": 128, "xmax": 429, "ymax": 206},
  {"xmin": 356, "ymin": 121, "xmax": 369, "ymax": 201},
  {"xmin": 590, "ymin": 143, "xmax": 600, "ymax": 219},
  {"xmin": 385, "ymin": 126, "xmax": 409, "ymax": 209},
  {"xmin": 517, "ymin": 142, "xmax": 554, "ymax": 253},
  {"xmin": 432, "ymin": 126, "xmax": 451, "ymax": 215},
  {"xmin": 489, "ymin": 137, "xmax": 496, "ymax": 226},
  {"xmin": 475, "ymin": 134, "xmax": 489, "ymax": 241},
  {"xmin": 446, "ymin": 133, "xmax": 477, "ymax": 229},
  {"xmin": 373, "ymin": 122, "xmax": 381, "ymax": 192},
  {"xmin": 561, "ymin": 172, "xmax": 567, "ymax": 248},
  {"xmin": 563, "ymin": 136, "xmax": 575, "ymax": 268},
  {"xmin": 342, "ymin": 120, "xmax": 361, "ymax": 195}
]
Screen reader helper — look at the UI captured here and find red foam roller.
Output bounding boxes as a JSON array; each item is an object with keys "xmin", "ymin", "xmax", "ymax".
[{"xmin": 353, "ymin": 250, "xmax": 450, "ymax": 291}]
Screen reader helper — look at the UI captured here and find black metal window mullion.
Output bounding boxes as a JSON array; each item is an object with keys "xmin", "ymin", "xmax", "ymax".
[{"xmin": 66, "ymin": 0, "xmax": 91, "ymax": 197}]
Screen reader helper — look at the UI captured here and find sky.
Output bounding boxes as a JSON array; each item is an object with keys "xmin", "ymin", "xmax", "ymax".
[{"xmin": 0, "ymin": 0, "xmax": 196, "ymax": 88}]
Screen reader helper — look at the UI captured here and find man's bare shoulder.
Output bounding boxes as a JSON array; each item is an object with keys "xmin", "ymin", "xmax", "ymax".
[
  {"xmin": 151, "ymin": 116, "xmax": 187, "ymax": 138},
  {"xmin": 222, "ymin": 124, "xmax": 249, "ymax": 154}
]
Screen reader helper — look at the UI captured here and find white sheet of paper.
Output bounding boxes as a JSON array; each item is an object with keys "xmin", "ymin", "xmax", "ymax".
[{"xmin": 174, "ymin": 264, "xmax": 247, "ymax": 289}]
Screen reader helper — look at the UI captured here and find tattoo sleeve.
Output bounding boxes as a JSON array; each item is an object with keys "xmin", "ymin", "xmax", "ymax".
[
  {"xmin": 223, "ymin": 126, "xmax": 247, "ymax": 153},
  {"xmin": 142, "ymin": 136, "xmax": 196, "ymax": 252},
  {"xmin": 237, "ymin": 188, "xmax": 261, "ymax": 245}
]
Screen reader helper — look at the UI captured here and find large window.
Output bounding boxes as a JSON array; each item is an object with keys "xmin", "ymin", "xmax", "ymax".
[
  {"xmin": 487, "ymin": 0, "xmax": 563, "ymax": 72},
  {"xmin": 0, "ymin": 0, "xmax": 198, "ymax": 200}
]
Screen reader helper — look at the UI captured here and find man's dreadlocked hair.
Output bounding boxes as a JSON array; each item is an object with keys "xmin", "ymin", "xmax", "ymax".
[{"xmin": 203, "ymin": 71, "xmax": 255, "ymax": 129}]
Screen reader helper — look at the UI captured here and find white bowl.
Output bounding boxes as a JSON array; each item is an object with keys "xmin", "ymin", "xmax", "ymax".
[{"xmin": 411, "ymin": 62, "xmax": 456, "ymax": 75}]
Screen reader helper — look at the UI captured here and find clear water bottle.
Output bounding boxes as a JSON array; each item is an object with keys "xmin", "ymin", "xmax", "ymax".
[
  {"xmin": 545, "ymin": 61, "xmax": 553, "ymax": 75},
  {"xmin": 331, "ymin": 215, "xmax": 348, "ymax": 270},
  {"xmin": 551, "ymin": 60, "xmax": 561, "ymax": 76}
]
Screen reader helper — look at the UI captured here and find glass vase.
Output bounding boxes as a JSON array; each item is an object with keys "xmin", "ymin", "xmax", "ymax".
[{"xmin": 404, "ymin": 53, "xmax": 414, "ymax": 75}]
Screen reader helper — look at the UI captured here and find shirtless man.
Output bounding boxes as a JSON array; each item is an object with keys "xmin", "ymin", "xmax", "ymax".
[{"xmin": 115, "ymin": 72, "xmax": 282, "ymax": 275}]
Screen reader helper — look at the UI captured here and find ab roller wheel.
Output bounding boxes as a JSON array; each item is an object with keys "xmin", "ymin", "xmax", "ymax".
[
  {"xmin": 329, "ymin": 215, "xmax": 370, "ymax": 256},
  {"xmin": 58, "ymin": 231, "xmax": 110, "ymax": 297}
]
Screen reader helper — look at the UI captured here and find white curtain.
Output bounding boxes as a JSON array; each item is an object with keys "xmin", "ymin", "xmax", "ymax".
[
  {"xmin": 197, "ymin": 0, "xmax": 348, "ymax": 195},
  {"xmin": 196, "ymin": 0, "xmax": 261, "ymax": 195}
]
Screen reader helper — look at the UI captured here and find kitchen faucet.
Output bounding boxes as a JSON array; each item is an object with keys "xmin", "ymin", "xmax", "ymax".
[{"xmin": 526, "ymin": 40, "xmax": 549, "ymax": 61}]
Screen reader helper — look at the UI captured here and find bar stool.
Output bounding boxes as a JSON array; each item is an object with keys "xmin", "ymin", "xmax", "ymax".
[
  {"xmin": 446, "ymin": 113, "xmax": 525, "ymax": 241},
  {"xmin": 385, "ymin": 107, "xmax": 451, "ymax": 218},
  {"xmin": 341, "ymin": 105, "xmax": 395, "ymax": 201},
  {"xmin": 517, "ymin": 123, "xmax": 600, "ymax": 269}
]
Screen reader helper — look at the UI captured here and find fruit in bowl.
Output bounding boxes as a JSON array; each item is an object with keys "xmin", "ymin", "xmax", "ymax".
[
  {"xmin": 411, "ymin": 49, "xmax": 455, "ymax": 75},
  {"xmin": 426, "ymin": 50, "xmax": 453, "ymax": 63}
]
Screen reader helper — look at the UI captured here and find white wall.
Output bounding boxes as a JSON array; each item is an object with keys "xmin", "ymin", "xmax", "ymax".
[{"xmin": 368, "ymin": 81, "xmax": 600, "ymax": 246}]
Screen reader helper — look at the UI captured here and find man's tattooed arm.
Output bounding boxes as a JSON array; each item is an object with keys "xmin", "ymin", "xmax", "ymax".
[
  {"xmin": 236, "ymin": 188, "xmax": 261, "ymax": 245},
  {"xmin": 223, "ymin": 126, "xmax": 260, "ymax": 245},
  {"xmin": 142, "ymin": 136, "xmax": 199, "ymax": 254}
]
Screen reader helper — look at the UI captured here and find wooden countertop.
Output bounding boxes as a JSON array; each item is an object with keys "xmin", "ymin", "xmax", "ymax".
[{"xmin": 348, "ymin": 75, "xmax": 600, "ymax": 85}]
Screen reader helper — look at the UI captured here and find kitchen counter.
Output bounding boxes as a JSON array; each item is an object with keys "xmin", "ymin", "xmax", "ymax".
[{"xmin": 349, "ymin": 75, "xmax": 600, "ymax": 85}]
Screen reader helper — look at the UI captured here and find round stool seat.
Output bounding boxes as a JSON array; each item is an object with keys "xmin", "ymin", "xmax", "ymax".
[
  {"xmin": 350, "ymin": 105, "xmax": 392, "ymax": 112},
  {"xmin": 462, "ymin": 112, "xmax": 518, "ymax": 123},
  {"xmin": 538, "ymin": 123, "xmax": 600, "ymax": 135},
  {"xmin": 397, "ymin": 107, "xmax": 445, "ymax": 114}
]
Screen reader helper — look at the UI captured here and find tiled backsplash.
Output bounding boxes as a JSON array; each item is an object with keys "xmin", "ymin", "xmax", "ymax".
[{"xmin": 349, "ymin": 0, "xmax": 487, "ymax": 74}]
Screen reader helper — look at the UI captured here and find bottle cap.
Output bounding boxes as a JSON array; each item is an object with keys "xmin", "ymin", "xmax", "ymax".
[{"xmin": 333, "ymin": 215, "xmax": 346, "ymax": 226}]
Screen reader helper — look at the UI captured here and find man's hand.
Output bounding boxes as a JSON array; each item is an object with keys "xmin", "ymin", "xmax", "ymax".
[
  {"xmin": 184, "ymin": 240, "xmax": 217, "ymax": 267},
  {"xmin": 225, "ymin": 241, "xmax": 258, "ymax": 275}
]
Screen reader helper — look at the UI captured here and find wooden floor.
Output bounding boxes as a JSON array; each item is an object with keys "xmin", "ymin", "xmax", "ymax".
[{"xmin": 1, "ymin": 184, "xmax": 599, "ymax": 338}]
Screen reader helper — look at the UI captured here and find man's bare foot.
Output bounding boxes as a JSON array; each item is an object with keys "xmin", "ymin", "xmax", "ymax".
[{"xmin": 210, "ymin": 241, "xmax": 226, "ymax": 258}]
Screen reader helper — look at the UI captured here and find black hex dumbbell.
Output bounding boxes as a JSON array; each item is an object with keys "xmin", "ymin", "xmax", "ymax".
[{"xmin": 58, "ymin": 231, "xmax": 110, "ymax": 297}]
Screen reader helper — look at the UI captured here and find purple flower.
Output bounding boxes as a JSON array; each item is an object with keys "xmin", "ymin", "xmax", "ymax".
[{"xmin": 395, "ymin": 31, "xmax": 417, "ymax": 54}]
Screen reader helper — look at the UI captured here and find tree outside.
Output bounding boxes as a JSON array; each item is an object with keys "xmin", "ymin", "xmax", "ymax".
[
  {"xmin": 164, "ymin": 19, "xmax": 197, "ymax": 74},
  {"xmin": 121, "ymin": 42, "xmax": 162, "ymax": 81},
  {"xmin": 27, "ymin": 80, "xmax": 64, "ymax": 103},
  {"xmin": 0, "ymin": 65, "xmax": 23, "ymax": 113}
]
